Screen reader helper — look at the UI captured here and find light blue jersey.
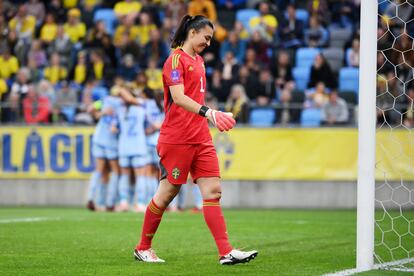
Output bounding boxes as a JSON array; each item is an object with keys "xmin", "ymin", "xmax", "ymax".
[
  {"xmin": 92, "ymin": 96, "xmax": 122, "ymax": 149},
  {"xmin": 145, "ymin": 99, "xmax": 164, "ymax": 147},
  {"xmin": 117, "ymin": 104, "xmax": 148, "ymax": 157}
]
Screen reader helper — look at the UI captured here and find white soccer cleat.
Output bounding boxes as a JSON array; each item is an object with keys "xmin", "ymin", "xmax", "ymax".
[
  {"xmin": 133, "ymin": 203, "xmax": 146, "ymax": 213},
  {"xmin": 219, "ymin": 249, "xmax": 258, "ymax": 265},
  {"xmin": 134, "ymin": 248, "xmax": 165, "ymax": 263},
  {"xmin": 116, "ymin": 200, "xmax": 129, "ymax": 212}
]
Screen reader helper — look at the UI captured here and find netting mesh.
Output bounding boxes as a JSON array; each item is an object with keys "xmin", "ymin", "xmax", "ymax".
[{"xmin": 375, "ymin": 0, "xmax": 414, "ymax": 271}]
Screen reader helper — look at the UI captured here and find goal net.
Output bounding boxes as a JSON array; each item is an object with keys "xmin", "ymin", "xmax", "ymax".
[{"xmin": 375, "ymin": 0, "xmax": 414, "ymax": 272}]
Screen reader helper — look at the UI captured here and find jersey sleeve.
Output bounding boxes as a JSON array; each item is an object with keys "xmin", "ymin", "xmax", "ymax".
[{"xmin": 163, "ymin": 53, "xmax": 184, "ymax": 87}]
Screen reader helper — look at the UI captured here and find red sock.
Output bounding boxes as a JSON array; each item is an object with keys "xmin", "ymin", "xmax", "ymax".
[
  {"xmin": 202, "ymin": 199, "xmax": 233, "ymax": 256},
  {"xmin": 136, "ymin": 199, "xmax": 165, "ymax": 250}
]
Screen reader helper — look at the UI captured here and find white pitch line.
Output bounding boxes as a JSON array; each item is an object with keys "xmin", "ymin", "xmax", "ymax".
[
  {"xmin": 0, "ymin": 217, "xmax": 60, "ymax": 224},
  {"xmin": 323, "ymin": 258, "xmax": 414, "ymax": 276}
]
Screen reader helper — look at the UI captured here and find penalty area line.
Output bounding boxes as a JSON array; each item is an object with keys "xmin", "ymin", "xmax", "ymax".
[{"xmin": 0, "ymin": 217, "xmax": 61, "ymax": 224}]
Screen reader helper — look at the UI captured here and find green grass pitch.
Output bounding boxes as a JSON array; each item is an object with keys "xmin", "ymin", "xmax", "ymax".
[{"xmin": 0, "ymin": 208, "xmax": 412, "ymax": 275}]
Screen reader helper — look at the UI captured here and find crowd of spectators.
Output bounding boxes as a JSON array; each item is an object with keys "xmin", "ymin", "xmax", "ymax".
[{"xmin": 0, "ymin": 0, "xmax": 413, "ymax": 127}]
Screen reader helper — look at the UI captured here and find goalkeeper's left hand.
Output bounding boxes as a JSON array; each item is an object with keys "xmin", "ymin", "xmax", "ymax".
[{"xmin": 206, "ymin": 109, "xmax": 236, "ymax": 132}]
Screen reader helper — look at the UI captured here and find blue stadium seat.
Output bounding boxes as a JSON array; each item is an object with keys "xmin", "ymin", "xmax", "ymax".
[
  {"xmin": 295, "ymin": 47, "xmax": 320, "ymax": 68},
  {"xmin": 339, "ymin": 68, "xmax": 359, "ymax": 93},
  {"xmin": 94, "ymin": 9, "xmax": 117, "ymax": 35},
  {"xmin": 236, "ymin": 9, "xmax": 260, "ymax": 30},
  {"xmin": 345, "ymin": 48, "xmax": 352, "ymax": 67},
  {"xmin": 292, "ymin": 67, "xmax": 311, "ymax": 91},
  {"xmin": 295, "ymin": 9, "xmax": 309, "ymax": 26},
  {"xmin": 300, "ymin": 108, "xmax": 322, "ymax": 127},
  {"xmin": 249, "ymin": 108, "xmax": 276, "ymax": 127}
]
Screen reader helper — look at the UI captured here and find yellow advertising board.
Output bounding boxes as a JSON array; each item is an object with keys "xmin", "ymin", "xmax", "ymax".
[{"xmin": 0, "ymin": 127, "xmax": 413, "ymax": 180}]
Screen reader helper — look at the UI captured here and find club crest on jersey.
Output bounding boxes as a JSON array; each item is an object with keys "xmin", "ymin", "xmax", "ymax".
[
  {"xmin": 170, "ymin": 70, "xmax": 180, "ymax": 82},
  {"xmin": 172, "ymin": 168, "xmax": 180, "ymax": 179},
  {"xmin": 188, "ymin": 65, "xmax": 194, "ymax": 72}
]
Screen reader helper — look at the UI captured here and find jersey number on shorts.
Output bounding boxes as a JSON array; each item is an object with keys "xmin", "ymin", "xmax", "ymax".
[{"xmin": 200, "ymin": 77, "xmax": 205, "ymax": 93}]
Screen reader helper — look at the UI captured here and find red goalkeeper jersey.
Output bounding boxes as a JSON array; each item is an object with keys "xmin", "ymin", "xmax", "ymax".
[{"xmin": 159, "ymin": 48, "xmax": 211, "ymax": 144}]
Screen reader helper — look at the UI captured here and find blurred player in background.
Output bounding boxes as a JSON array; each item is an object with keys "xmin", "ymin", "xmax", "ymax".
[
  {"xmin": 114, "ymin": 88, "xmax": 149, "ymax": 212},
  {"xmin": 87, "ymin": 88, "xmax": 122, "ymax": 211},
  {"xmin": 142, "ymin": 88, "xmax": 164, "ymax": 205},
  {"xmin": 121, "ymin": 15, "xmax": 258, "ymax": 265}
]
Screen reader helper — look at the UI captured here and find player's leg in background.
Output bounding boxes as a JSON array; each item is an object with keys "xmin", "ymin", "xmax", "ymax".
[
  {"xmin": 87, "ymin": 144, "xmax": 106, "ymax": 210},
  {"xmin": 118, "ymin": 157, "xmax": 132, "ymax": 212},
  {"xmin": 133, "ymin": 164, "xmax": 147, "ymax": 212},
  {"xmin": 96, "ymin": 161, "xmax": 110, "ymax": 211},
  {"xmin": 191, "ymin": 183, "xmax": 202, "ymax": 212},
  {"xmin": 197, "ymin": 177, "xmax": 233, "ymax": 256},
  {"xmin": 106, "ymin": 156, "xmax": 120, "ymax": 211}
]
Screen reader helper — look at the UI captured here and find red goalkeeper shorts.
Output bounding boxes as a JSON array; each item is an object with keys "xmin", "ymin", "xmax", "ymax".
[{"xmin": 156, "ymin": 141, "xmax": 220, "ymax": 185}]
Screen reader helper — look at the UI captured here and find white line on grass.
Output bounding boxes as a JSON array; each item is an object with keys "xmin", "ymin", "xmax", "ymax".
[
  {"xmin": 323, "ymin": 258, "xmax": 414, "ymax": 276},
  {"xmin": 0, "ymin": 217, "xmax": 61, "ymax": 224}
]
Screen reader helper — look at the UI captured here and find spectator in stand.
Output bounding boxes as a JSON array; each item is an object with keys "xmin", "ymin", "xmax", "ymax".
[
  {"xmin": 270, "ymin": 50, "xmax": 294, "ymax": 93},
  {"xmin": 165, "ymin": 0, "xmax": 187, "ymax": 28},
  {"xmin": 209, "ymin": 69, "xmax": 225, "ymax": 101},
  {"xmin": 26, "ymin": 0, "xmax": 45, "ymax": 27},
  {"xmin": 321, "ymin": 90, "xmax": 349, "ymax": 126},
  {"xmin": 244, "ymin": 48, "xmax": 260, "ymax": 76},
  {"xmin": 44, "ymin": 53, "xmax": 67, "ymax": 85},
  {"xmin": 40, "ymin": 13, "xmax": 58, "ymax": 46},
  {"xmin": 307, "ymin": 0, "xmax": 329, "ymax": 25},
  {"xmin": 8, "ymin": 4, "xmax": 36, "ymax": 64},
  {"xmin": 53, "ymin": 80, "xmax": 78, "ymax": 123},
  {"xmin": 348, "ymin": 38, "xmax": 360, "ymax": 67},
  {"xmin": 247, "ymin": 30, "xmax": 271, "ymax": 67},
  {"xmin": 27, "ymin": 40, "xmax": 47, "ymax": 69},
  {"xmin": 305, "ymin": 81, "xmax": 328, "ymax": 109},
  {"xmin": 279, "ymin": 4, "xmax": 304, "ymax": 48},
  {"xmin": 63, "ymin": 8, "xmax": 86, "ymax": 45},
  {"xmin": 80, "ymin": 0, "xmax": 97, "ymax": 29},
  {"xmin": 89, "ymin": 50, "xmax": 114, "ymax": 85},
  {"xmin": 377, "ymin": 51, "xmax": 393, "ymax": 76},
  {"xmin": 27, "ymin": 56, "xmax": 42, "ymax": 82},
  {"xmin": 23, "ymin": 84, "xmax": 50, "ymax": 124},
  {"xmin": 331, "ymin": 0, "xmax": 360, "ymax": 30},
  {"xmin": 234, "ymin": 21, "xmax": 249, "ymax": 41},
  {"xmin": 117, "ymin": 54, "xmax": 140, "ymax": 82},
  {"xmin": 143, "ymin": 29, "xmax": 169, "ymax": 68},
  {"xmin": 376, "ymin": 75, "xmax": 394, "ymax": 126},
  {"xmin": 85, "ymin": 20, "xmax": 108, "ymax": 49},
  {"xmin": 225, "ymin": 84, "xmax": 249, "ymax": 123},
  {"xmin": 220, "ymin": 31, "xmax": 247, "ymax": 64},
  {"xmin": 0, "ymin": 48, "xmax": 19, "ymax": 82},
  {"xmin": 131, "ymin": 71, "xmax": 148, "ymax": 95},
  {"xmin": 256, "ymin": 68, "xmax": 276, "ymax": 104},
  {"xmin": 249, "ymin": 2, "xmax": 278, "ymax": 42},
  {"xmin": 393, "ymin": 32, "xmax": 414, "ymax": 68},
  {"xmin": 237, "ymin": 65, "xmax": 259, "ymax": 100},
  {"xmin": 217, "ymin": 51, "xmax": 239, "ymax": 102},
  {"xmin": 403, "ymin": 87, "xmax": 414, "ymax": 128},
  {"xmin": 113, "ymin": 16, "xmax": 139, "ymax": 47},
  {"xmin": 114, "ymin": 0, "xmax": 142, "ymax": 20},
  {"xmin": 37, "ymin": 79, "xmax": 56, "ymax": 106},
  {"xmin": 136, "ymin": 12, "xmax": 157, "ymax": 47},
  {"xmin": 118, "ymin": 32, "xmax": 141, "ymax": 62},
  {"xmin": 277, "ymin": 89, "xmax": 293, "ymax": 125},
  {"xmin": 47, "ymin": 0, "xmax": 66, "ymax": 24},
  {"xmin": 70, "ymin": 51, "xmax": 88, "ymax": 85},
  {"xmin": 47, "ymin": 25, "xmax": 72, "ymax": 68},
  {"xmin": 145, "ymin": 58, "xmax": 163, "ymax": 92},
  {"xmin": 160, "ymin": 17, "xmax": 174, "ymax": 42},
  {"xmin": 304, "ymin": 16, "xmax": 328, "ymax": 48},
  {"xmin": 188, "ymin": 0, "xmax": 217, "ymax": 22},
  {"xmin": 101, "ymin": 34, "xmax": 117, "ymax": 68},
  {"xmin": 308, "ymin": 54, "xmax": 336, "ymax": 90}
]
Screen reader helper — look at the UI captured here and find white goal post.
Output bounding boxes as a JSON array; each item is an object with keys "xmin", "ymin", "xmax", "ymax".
[{"xmin": 357, "ymin": 0, "xmax": 378, "ymax": 272}]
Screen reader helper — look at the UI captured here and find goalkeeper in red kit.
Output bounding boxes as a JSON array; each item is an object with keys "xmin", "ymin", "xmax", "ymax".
[{"xmin": 121, "ymin": 15, "xmax": 258, "ymax": 265}]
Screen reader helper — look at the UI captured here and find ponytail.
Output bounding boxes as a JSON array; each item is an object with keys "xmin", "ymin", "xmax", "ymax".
[{"xmin": 171, "ymin": 15, "xmax": 214, "ymax": 49}]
